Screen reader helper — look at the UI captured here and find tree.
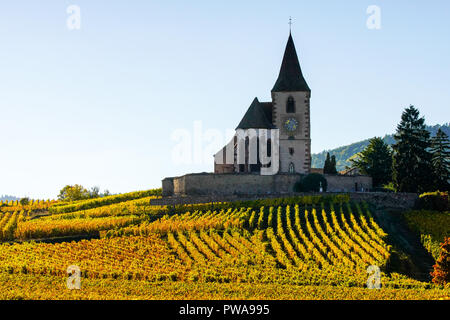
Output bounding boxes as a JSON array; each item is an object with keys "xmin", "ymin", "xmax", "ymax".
[
  {"xmin": 431, "ymin": 237, "xmax": 450, "ymax": 285},
  {"xmin": 330, "ymin": 155, "xmax": 338, "ymax": 174},
  {"xmin": 58, "ymin": 185, "xmax": 90, "ymax": 202},
  {"xmin": 430, "ymin": 129, "xmax": 450, "ymax": 191},
  {"xmin": 323, "ymin": 153, "xmax": 337, "ymax": 174},
  {"xmin": 392, "ymin": 106, "xmax": 434, "ymax": 193},
  {"xmin": 323, "ymin": 153, "xmax": 331, "ymax": 174},
  {"xmin": 19, "ymin": 197, "xmax": 30, "ymax": 206},
  {"xmin": 89, "ymin": 186, "xmax": 101, "ymax": 199},
  {"xmin": 351, "ymin": 137, "xmax": 393, "ymax": 187}
]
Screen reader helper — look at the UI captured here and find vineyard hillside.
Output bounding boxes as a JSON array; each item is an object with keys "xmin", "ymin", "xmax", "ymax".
[{"xmin": 0, "ymin": 190, "xmax": 448, "ymax": 300}]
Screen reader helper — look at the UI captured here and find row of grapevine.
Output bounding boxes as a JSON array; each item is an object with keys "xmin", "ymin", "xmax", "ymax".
[
  {"xmin": 104, "ymin": 207, "xmax": 251, "ymax": 238},
  {"xmin": 240, "ymin": 202, "xmax": 390, "ymax": 271},
  {"xmin": 0, "ymin": 199, "xmax": 56, "ymax": 214},
  {"xmin": 45, "ymin": 197, "xmax": 165, "ymax": 220},
  {"xmin": 48, "ymin": 189, "xmax": 162, "ymax": 214},
  {"xmin": 15, "ymin": 215, "xmax": 142, "ymax": 240},
  {"xmin": 0, "ymin": 211, "xmax": 30, "ymax": 241},
  {"xmin": 0, "ymin": 235, "xmax": 186, "ymax": 281}
]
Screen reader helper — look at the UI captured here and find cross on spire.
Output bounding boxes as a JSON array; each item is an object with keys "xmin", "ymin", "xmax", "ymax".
[{"xmin": 288, "ymin": 16, "xmax": 293, "ymax": 32}]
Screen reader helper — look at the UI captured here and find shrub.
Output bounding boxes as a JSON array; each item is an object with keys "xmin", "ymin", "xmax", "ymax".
[
  {"xmin": 416, "ymin": 191, "xmax": 449, "ymax": 211},
  {"xmin": 431, "ymin": 237, "xmax": 450, "ymax": 285},
  {"xmin": 294, "ymin": 173, "xmax": 327, "ymax": 193},
  {"xmin": 19, "ymin": 198, "xmax": 30, "ymax": 206}
]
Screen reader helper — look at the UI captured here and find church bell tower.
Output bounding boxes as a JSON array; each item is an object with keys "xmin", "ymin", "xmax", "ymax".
[{"xmin": 271, "ymin": 32, "xmax": 311, "ymax": 174}]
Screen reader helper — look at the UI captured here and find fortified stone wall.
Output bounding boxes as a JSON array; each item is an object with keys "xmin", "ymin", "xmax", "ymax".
[
  {"xmin": 325, "ymin": 175, "xmax": 372, "ymax": 192},
  {"xmin": 161, "ymin": 178, "xmax": 174, "ymax": 197},
  {"xmin": 162, "ymin": 173, "xmax": 373, "ymax": 196},
  {"xmin": 163, "ymin": 173, "xmax": 301, "ymax": 196}
]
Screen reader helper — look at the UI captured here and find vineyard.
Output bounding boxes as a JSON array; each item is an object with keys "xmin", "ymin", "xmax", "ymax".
[{"xmin": 0, "ymin": 190, "xmax": 448, "ymax": 300}]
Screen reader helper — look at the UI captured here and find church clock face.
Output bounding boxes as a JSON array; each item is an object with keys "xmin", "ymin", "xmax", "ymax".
[{"xmin": 284, "ymin": 118, "xmax": 299, "ymax": 132}]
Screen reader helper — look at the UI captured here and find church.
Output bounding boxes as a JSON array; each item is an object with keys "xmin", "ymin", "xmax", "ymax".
[
  {"xmin": 162, "ymin": 33, "xmax": 372, "ymax": 197},
  {"xmin": 214, "ymin": 32, "xmax": 311, "ymax": 175}
]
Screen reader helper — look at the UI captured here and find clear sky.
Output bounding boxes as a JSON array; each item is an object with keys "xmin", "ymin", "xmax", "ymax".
[{"xmin": 0, "ymin": 0, "xmax": 449, "ymax": 199}]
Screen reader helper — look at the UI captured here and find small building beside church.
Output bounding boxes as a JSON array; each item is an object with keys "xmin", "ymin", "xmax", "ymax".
[{"xmin": 162, "ymin": 32, "xmax": 372, "ymax": 196}]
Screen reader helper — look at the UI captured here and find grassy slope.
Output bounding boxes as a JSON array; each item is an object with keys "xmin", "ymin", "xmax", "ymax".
[
  {"xmin": 372, "ymin": 209, "xmax": 436, "ymax": 282},
  {"xmin": 403, "ymin": 210, "xmax": 450, "ymax": 260}
]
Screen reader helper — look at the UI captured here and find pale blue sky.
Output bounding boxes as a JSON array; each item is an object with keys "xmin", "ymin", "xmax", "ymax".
[{"xmin": 1, "ymin": 1, "xmax": 449, "ymax": 199}]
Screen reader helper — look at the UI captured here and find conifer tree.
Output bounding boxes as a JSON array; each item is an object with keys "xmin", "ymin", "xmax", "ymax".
[
  {"xmin": 330, "ymin": 155, "xmax": 338, "ymax": 174},
  {"xmin": 323, "ymin": 152, "xmax": 331, "ymax": 174},
  {"xmin": 430, "ymin": 129, "xmax": 450, "ymax": 191},
  {"xmin": 351, "ymin": 137, "xmax": 393, "ymax": 187},
  {"xmin": 392, "ymin": 106, "xmax": 434, "ymax": 193}
]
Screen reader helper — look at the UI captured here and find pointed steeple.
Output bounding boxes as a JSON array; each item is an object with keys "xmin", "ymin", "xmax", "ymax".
[
  {"xmin": 236, "ymin": 98, "xmax": 275, "ymax": 130},
  {"xmin": 272, "ymin": 33, "xmax": 310, "ymax": 92}
]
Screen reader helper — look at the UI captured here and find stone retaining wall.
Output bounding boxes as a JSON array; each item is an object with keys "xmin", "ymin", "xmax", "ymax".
[{"xmin": 152, "ymin": 192, "xmax": 418, "ymax": 210}]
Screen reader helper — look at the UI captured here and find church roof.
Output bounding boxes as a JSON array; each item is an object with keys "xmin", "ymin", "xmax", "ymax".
[
  {"xmin": 236, "ymin": 98, "xmax": 275, "ymax": 130},
  {"xmin": 272, "ymin": 33, "xmax": 310, "ymax": 92},
  {"xmin": 260, "ymin": 102, "xmax": 273, "ymax": 124}
]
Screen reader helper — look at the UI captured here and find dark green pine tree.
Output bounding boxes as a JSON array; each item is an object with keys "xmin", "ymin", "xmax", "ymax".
[
  {"xmin": 351, "ymin": 137, "xmax": 393, "ymax": 187},
  {"xmin": 330, "ymin": 155, "xmax": 338, "ymax": 174},
  {"xmin": 430, "ymin": 129, "xmax": 450, "ymax": 191},
  {"xmin": 323, "ymin": 152, "xmax": 331, "ymax": 174},
  {"xmin": 392, "ymin": 106, "xmax": 434, "ymax": 193}
]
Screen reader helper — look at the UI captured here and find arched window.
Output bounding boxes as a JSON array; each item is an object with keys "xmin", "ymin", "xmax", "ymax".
[
  {"xmin": 286, "ymin": 96, "xmax": 295, "ymax": 113},
  {"xmin": 289, "ymin": 162, "xmax": 295, "ymax": 174}
]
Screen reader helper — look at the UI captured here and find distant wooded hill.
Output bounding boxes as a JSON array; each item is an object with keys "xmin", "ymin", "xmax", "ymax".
[
  {"xmin": 312, "ymin": 124, "xmax": 450, "ymax": 171},
  {"xmin": 0, "ymin": 195, "xmax": 20, "ymax": 201}
]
